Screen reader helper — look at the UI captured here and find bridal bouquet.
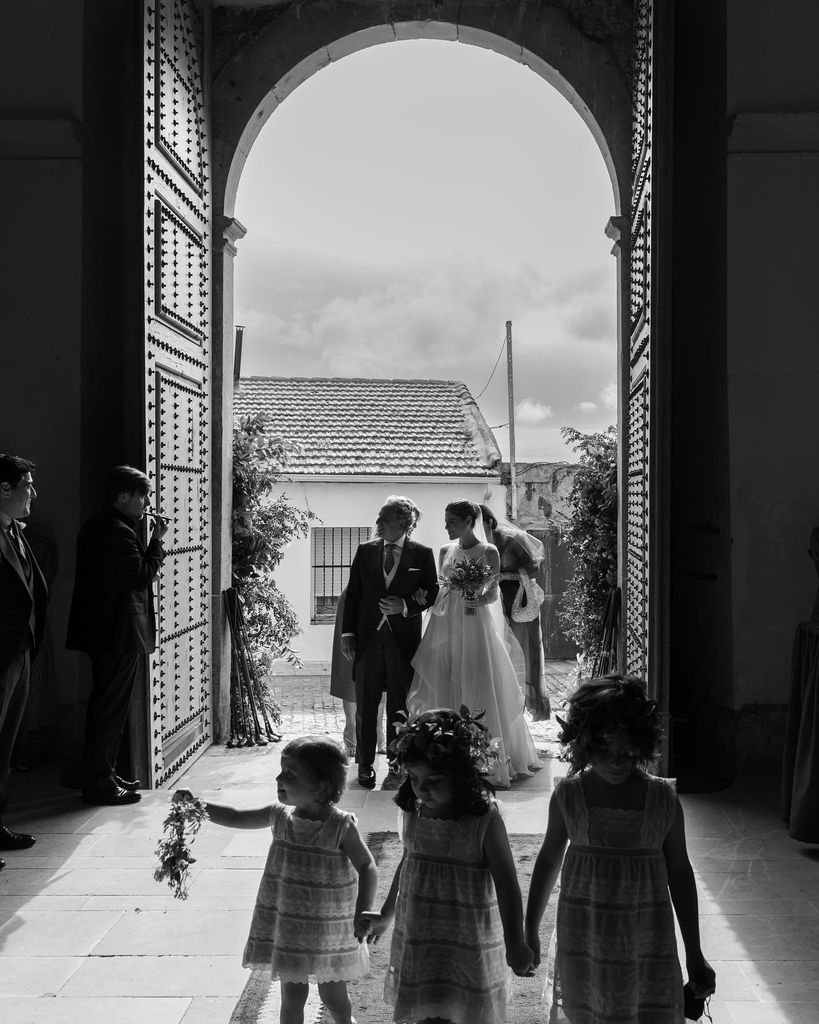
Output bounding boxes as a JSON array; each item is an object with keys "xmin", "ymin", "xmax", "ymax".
[
  {"xmin": 153, "ymin": 791, "xmax": 209, "ymax": 900},
  {"xmin": 447, "ymin": 557, "xmax": 494, "ymax": 615}
]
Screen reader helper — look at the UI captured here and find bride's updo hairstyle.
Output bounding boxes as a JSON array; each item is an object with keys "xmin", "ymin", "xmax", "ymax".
[{"xmin": 445, "ymin": 499, "xmax": 479, "ymax": 526}]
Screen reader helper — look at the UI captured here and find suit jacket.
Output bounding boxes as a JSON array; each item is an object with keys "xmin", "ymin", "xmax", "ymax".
[
  {"xmin": 66, "ymin": 508, "xmax": 164, "ymax": 654},
  {"xmin": 341, "ymin": 537, "xmax": 439, "ymax": 674},
  {"xmin": 0, "ymin": 523, "xmax": 48, "ymax": 674}
]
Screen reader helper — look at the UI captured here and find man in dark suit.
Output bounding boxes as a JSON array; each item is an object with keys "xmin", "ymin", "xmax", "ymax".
[
  {"xmin": 341, "ymin": 496, "xmax": 438, "ymax": 789},
  {"xmin": 0, "ymin": 454, "xmax": 48, "ymax": 867},
  {"xmin": 67, "ymin": 466, "xmax": 168, "ymax": 806}
]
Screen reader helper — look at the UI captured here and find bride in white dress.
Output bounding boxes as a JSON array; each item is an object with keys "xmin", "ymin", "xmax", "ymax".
[{"xmin": 407, "ymin": 499, "xmax": 541, "ymax": 788}]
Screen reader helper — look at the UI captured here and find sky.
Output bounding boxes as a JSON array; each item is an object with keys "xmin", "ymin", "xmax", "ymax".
[{"xmin": 234, "ymin": 39, "xmax": 618, "ymax": 463}]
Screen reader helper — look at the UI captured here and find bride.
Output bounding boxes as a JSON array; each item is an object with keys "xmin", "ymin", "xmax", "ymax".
[{"xmin": 407, "ymin": 499, "xmax": 541, "ymax": 787}]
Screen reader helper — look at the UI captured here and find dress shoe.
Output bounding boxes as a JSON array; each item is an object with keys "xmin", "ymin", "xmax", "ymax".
[
  {"xmin": 82, "ymin": 786, "xmax": 142, "ymax": 806},
  {"xmin": 357, "ymin": 766, "xmax": 376, "ymax": 789},
  {"xmin": 0, "ymin": 858, "xmax": 5, "ymax": 871},
  {"xmin": 114, "ymin": 774, "xmax": 141, "ymax": 791},
  {"xmin": 0, "ymin": 825, "xmax": 36, "ymax": 850},
  {"xmin": 381, "ymin": 765, "xmax": 404, "ymax": 791}
]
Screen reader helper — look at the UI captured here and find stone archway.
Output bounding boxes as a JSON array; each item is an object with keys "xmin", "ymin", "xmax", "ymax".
[{"xmin": 206, "ymin": 1, "xmax": 657, "ymax": 740}]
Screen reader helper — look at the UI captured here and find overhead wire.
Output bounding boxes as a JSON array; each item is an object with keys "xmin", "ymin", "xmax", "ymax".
[{"xmin": 474, "ymin": 335, "xmax": 507, "ymax": 400}]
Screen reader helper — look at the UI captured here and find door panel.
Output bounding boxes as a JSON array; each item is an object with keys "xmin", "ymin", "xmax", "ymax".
[{"xmin": 143, "ymin": 0, "xmax": 212, "ymax": 785}]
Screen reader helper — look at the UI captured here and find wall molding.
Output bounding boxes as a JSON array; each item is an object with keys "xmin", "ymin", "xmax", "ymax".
[
  {"xmin": 728, "ymin": 112, "xmax": 819, "ymax": 153},
  {"xmin": 0, "ymin": 118, "xmax": 81, "ymax": 159}
]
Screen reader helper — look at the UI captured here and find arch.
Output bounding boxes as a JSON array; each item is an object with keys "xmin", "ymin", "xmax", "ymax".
[
  {"xmin": 208, "ymin": 1, "xmax": 634, "ymax": 735},
  {"xmin": 212, "ymin": 4, "xmax": 633, "ymax": 224}
]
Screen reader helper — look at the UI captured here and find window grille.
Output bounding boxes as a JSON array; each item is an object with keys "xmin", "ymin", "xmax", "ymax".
[{"xmin": 311, "ymin": 526, "xmax": 370, "ymax": 623}]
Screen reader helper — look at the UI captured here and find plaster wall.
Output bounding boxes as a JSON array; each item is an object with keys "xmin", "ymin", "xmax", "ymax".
[
  {"xmin": 0, "ymin": 2, "xmax": 84, "ymax": 747},
  {"xmin": 727, "ymin": 1, "xmax": 819, "ymax": 708},
  {"xmin": 271, "ymin": 478, "xmax": 505, "ymax": 661}
]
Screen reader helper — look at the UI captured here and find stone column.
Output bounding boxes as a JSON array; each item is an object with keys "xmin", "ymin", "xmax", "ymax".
[{"xmin": 211, "ymin": 215, "xmax": 247, "ymax": 741}]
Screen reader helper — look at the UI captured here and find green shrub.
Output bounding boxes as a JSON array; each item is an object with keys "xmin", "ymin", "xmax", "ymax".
[{"xmin": 557, "ymin": 426, "xmax": 618, "ymax": 658}]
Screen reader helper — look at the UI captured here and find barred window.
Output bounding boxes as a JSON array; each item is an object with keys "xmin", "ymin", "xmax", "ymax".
[{"xmin": 311, "ymin": 526, "xmax": 370, "ymax": 623}]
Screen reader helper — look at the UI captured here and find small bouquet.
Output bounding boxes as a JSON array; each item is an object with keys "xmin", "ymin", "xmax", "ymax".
[
  {"xmin": 153, "ymin": 791, "xmax": 209, "ymax": 900},
  {"xmin": 447, "ymin": 557, "xmax": 494, "ymax": 615}
]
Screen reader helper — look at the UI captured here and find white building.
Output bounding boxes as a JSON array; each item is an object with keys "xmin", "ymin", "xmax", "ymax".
[{"xmin": 233, "ymin": 376, "xmax": 506, "ymax": 660}]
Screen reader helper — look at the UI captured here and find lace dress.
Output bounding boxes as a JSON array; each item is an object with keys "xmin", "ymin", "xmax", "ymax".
[
  {"xmin": 386, "ymin": 806, "xmax": 510, "ymax": 1024},
  {"xmin": 543, "ymin": 772, "xmax": 684, "ymax": 1024},
  {"xmin": 407, "ymin": 541, "xmax": 540, "ymax": 787},
  {"xmin": 243, "ymin": 803, "xmax": 368, "ymax": 983}
]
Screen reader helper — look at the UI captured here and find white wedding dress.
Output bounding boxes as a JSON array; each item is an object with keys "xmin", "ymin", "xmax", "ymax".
[{"xmin": 407, "ymin": 541, "xmax": 541, "ymax": 787}]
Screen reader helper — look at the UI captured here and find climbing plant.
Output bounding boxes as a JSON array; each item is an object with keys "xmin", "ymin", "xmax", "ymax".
[
  {"xmin": 232, "ymin": 411, "xmax": 315, "ymax": 671},
  {"xmin": 557, "ymin": 425, "xmax": 618, "ymax": 659}
]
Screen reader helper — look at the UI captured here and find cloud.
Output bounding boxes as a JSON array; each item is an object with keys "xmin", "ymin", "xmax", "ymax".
[
  {"xmin": 516, "ymin": 398, "xmax": 554, "ymax": 424},
  {"xmin": 577, "ymin": 400, "xmax": 597, "ymax": 413},
  {"xmin": 599, "ymin": 380, "xmax": 617, "ymax": 409}
]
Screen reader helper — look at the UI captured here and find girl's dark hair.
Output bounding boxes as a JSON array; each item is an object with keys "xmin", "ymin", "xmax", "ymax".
[
  {"xmin": 282, "ymin": 735, "xmax": 349, "ymax": 804},
  {"xmin": 445, "ymin": 499, "xmax": 479, "ymax": 527},
  {"xmin": 557, "ymin": 674, "xmax": 663, "ymax": 775},
  {"xmin": 391, "ymin": 707, "xmax": 495, "ymax": 816}
]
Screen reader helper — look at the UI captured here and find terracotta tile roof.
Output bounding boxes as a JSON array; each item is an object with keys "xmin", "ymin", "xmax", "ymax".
[{"xmin": 233, "ymin": 376, "xmax": 502, "ymax": 477}]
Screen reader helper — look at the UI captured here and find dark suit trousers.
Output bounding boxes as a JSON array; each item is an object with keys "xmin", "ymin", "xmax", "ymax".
[
  {"xmin": 355, "ymin": 625, "xmax": 412, "ymax": 768},
  {"xmin": 83, "ymin": 652, "xmax": 143, "ymax": 790},
  {"xmin": 0, "ymin": 650, "xmax": 30, "ymax": 815}
]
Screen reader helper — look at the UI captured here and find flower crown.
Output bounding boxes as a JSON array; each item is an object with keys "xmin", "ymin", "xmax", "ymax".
[{"xmin": 390, "ymin": 706, "xmax": 500, "ymax": 775}]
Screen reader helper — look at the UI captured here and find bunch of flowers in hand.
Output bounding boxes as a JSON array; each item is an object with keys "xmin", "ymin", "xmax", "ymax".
[
  {"xmin": 447, "ymin": 556, "xmax": 494, "ymax": 615},
  {"xmin": 153, "ymin": 791, "xmax": 209, "ymax": 900}
]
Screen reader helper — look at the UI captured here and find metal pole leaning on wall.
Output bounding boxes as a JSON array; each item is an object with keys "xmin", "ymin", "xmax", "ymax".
[{"xmin": 506, "ymin": 320, "xmax": 518, "ymax": 522}]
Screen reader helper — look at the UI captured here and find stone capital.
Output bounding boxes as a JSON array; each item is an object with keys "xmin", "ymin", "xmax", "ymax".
[
  {"xmin": 605, "ymin": 215, "xmax": 629, "ymax": 255},
  {"xmin": 213, "ymin": 215, "xmax": 247, "ymax": 258}
]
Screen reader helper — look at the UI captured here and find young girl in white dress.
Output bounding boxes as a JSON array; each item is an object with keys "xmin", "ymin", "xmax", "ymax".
[
  {"xmin": 177, "ymin": 736, "xmax": 377, "ymax": 1024},
  {"xmin": 525, "ymin": 676, "xmax": 716, "ymax": 1024},
  {"xmin": 367, "ymin": 707, "xmax": 534, "ymax": 1024},
  {"xmin": 407, "ymin": 499, "xmax": 541, "ymax": 787}
]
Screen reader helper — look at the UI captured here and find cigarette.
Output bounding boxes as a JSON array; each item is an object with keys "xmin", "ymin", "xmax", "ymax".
[{"xmin": 146, "ymin": 511, "xmax": 175, "ymax": 522}]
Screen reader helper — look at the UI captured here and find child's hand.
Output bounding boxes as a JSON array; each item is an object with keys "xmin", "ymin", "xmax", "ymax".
[
  {"xmin": 353, "ymin": 910, "xmax": 374, "ymax": 943},
  {"xmin": 412, "ymin": 587, "xmax": 428, "ymax": 606},
  {"xmin": 507, "ymin": 938, "xmax": 535, "ymax": 977},
  {"xmin": 687, "ymin": 956, "xmax": 716, "ymax": 998},
  {"xmin": 359, "ymin": 909, "xmax": 390, "ymax": 944},
  {"xmin": 524, "ymin": 926, "xmax": 541, "ymax": 968}
]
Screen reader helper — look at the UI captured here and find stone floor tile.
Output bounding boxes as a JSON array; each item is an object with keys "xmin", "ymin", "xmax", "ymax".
[
  {"xmin": 0, "ymin": 997, "xmax": 190, "ymax": 1024},
  {"xmin": 698, "ymin": 916, "xmax": 773, "ymax": 960},
  {"xmin": 0, "ymin": 957, "xmax": 83, "ymax": 996},
  {"xmin": 0, "ymin": 867, "xmax": 171, "ymax": 898},
  {"xmin": 59, "ymin": 954, "xmax": 247, "ymax": 998},
  {"xmin": 222, "ymin": 831, "xmax": 273, "ymax": 857},
  {"xmin": 81, "ymin": 895, "xmax": 199, "ymax": 911},
  {"xmin": 185, "ymin": 869, "xmax": 264, "ymax": 908},
  {"xmin": 0, "ymin": 894, "xmax": 88, "ymax": 925},
  {"xmin": 0, "ymin": 910, "xmax": 122, "ymax": 956},
  {"xmin": 725, "ymin": 1001, "xmax": 817, "ymax": 1023},
  {"xmin": 91, "ymin": 831, "xmax": 235, "ymax": 859},
  {"xmin": 707, "ymin": 961, "xmax": 762, "ymax": 1000},
  {"xmin": 92, "ymin": 909, "xmax": 253, "ymax": 955},
  {"xmin": 698, "ymin": 898, "xmax": 819, "ymax": 917},
  {"xmin": 179, "ymin": 996, "xmax": 242, "ymax": 1023}
]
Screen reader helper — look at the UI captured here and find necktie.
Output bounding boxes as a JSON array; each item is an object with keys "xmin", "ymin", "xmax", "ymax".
[
  {"xmin": 384, "ymin": 543, "xmax": 398, "ymax": 574},
  {"xmin": 8, "ymin": 521, "xmax": 31, "ymax": 580}
]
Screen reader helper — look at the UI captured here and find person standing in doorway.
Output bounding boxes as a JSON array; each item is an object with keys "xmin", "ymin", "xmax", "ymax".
[
  {"xmin": 0, "ymin": 454, "xmax": 47, "ymax": 868},
  {"xmin": 341, "ymin": 496, "xmax": 438, "ymax": 790},
  {"xmin": 67, "ymin": 466, "xmax": 168, "ymax": 806}
]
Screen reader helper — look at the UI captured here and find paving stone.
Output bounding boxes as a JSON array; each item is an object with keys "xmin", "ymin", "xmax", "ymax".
[
  {"xmin": 59, "ymin": 955, "xmax": 247, "ymax": 998},
  {"xmin": 92, "ymin": 909, "xmax": 253, "ymax": 956},
  {"xmin": 0, "ymin": 910, "xmax": 122, "ymax": 956},
  {"xmin": 0, "ymin": 998, "xmax": 190, "ymax": 1024},
  {"xmin": 0, "ymin": 957, "xmax": 83, "ymax": 996}
]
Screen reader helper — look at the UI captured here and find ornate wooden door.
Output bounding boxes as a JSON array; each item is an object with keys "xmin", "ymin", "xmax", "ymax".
[
  {"xmin": 625, "ymin": 0, "xmax": 672, "ymax": 696},
  {"xmin": 142, "ymin": 0, "xmax": 213, "ymax": 785}
]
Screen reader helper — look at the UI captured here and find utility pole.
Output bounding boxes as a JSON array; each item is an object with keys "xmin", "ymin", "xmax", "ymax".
[{"xmin": 506, "ymin": 320, "xmax": 518, "ymax": 522}]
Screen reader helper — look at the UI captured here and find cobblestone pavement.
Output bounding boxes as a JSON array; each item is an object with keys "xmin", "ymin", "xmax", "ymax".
[{"xmin": 267, "ymin": 659, "xmax": 578, "ymax": 753}]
